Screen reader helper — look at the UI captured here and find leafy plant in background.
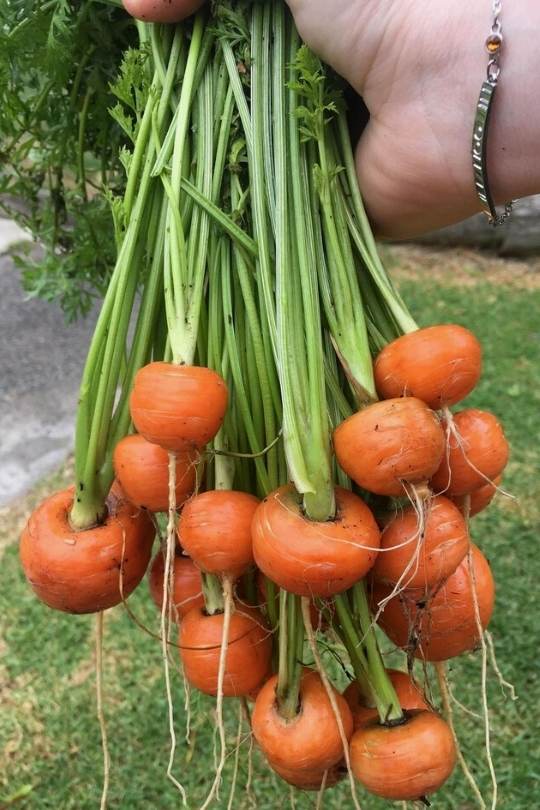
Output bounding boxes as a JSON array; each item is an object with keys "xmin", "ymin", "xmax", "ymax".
[{"xmin": 0, "ymin": 0, "xmax": 132, "ymax": 320}]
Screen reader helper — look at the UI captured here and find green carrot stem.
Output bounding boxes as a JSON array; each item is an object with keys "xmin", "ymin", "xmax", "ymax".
[
  {"xmin": 209, "ymin": 237, "xmax": 235, "ymax": 493},
  {"xmin": 161, "ymin": 14, "xmax": 205, "ymax": 366},
  {"xmin": 213, "ymin": 431, "xmax": 235, "ymax": 492},
  {"xmin": 235, "ymin": 248, "xmax": 280, "ymax": 492},
  {"xmin": 249, "ymin": 4, "xmax": 277, "ymax": 359},
  {"xmin": 201, "ymin": 573, "xmax": 225, "ymax": 615},
  {"xmin": 290, "ymin": 91, "xmax": 334, "ymax": 519},
  {"xmin": 276, "ymin": 591, "xmax": 303, "ymax": 720},
  {"xmin": 335, "ymin": 114, "xmax": 417, "ymax": 337},
  {"xmin": 207, "ymin": 238, "xmax": 223, "ymax": 373},
  {"xmin": 264, "ymin": 578, "xmax": 278, "ymax": 631},
  {"xmin": 276, "ymin": 590, "xmax": 290, "ymax": 709},
  {"xmin": 180, "ymin": 179, "xmax": 257, "ymax": 257},
  {"xmin": 227, "ymin": 141, "xmax": 279, "ymax": 493},
  {"xmin": 149, "ymin": 23, "xmax": 179, "ymax": 115},
  {"xmin": 183, "ymin": 66, "xmax": 213, "ymax": 356},
  {"xmin": 261, "ymin": 3, "xmax": 276, "ymax": 231},
  {"xmin": 250, "ymin": 6, "xmax": 285, "ymax": 456},
  {"xmin": 334, "ymin": 594, "xmax": 373, "ymax": 694},
  {"xmin": 123, "ymin": 74, "xmax": 160, "ymax": 220},
  {"xmin": 71, "ymin": 34, "xmax": 182, "ymax": 529},
  {"xmin": 310, "ymin": 101, "xmax": 375, "ymax": 402},
  {"xmin": 220, "ymin": 242, "xmax": 272, "ymax": 495},
  {"xmin": 100, "ymin": 191, "xmax": 168, "ymax": 490},
  {"xmin": 335, "ymin": 591, "xmax": 402, "ymax": 722},
  {"xmin": 220, "ymin": 38, "xmax": 253, "ymax": 159},
  {"xmin": 272, "ymin": 7, "xmax": 335, "ymax": 520},
  {"xmin": 351, "ymin": 582, "xmax": 403, "ymax": 723},
  {"xmin": 273, "ymin": 11, "xmax": 309, "ymax": 497},
  {"xmin": 244, "ymin": 316, "xmax": 266, "ymax": 451},
  {"xmin": 151, "ymin": 24, "xmax": 214, "ymax": 177}
]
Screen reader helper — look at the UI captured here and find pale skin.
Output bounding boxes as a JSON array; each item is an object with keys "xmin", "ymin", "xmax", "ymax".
[{"xmin": 165, "ymin": 0, "xmax": 540, "ymax": 238}]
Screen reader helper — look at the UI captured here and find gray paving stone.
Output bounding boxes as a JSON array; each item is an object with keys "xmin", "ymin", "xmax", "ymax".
[{"xmin": 0, "ymin": 228, "xmax": 98, "ymax": 505}]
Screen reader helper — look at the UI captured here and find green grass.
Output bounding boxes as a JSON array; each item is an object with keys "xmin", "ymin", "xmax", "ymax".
[{"xmin": 1, "ymin": 250, "xmax": 539, "ymax": 809}]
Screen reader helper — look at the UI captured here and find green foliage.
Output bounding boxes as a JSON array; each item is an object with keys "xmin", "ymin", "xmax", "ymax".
[
  {"xmin": 108, "ymin": 45, "xmax": 151, "ymax": 142},
  {"xmin": 290, "ymin": 45, "xmax": 342, "ymax": 142},
  {"xmin": 0, "ymin": 0, "xmax": 135, "ymax": 319}
]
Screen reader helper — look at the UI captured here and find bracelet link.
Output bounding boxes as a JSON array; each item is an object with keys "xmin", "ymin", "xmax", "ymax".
[
  {"xmin": 486, "ymin": 58, "xmax": 501, "ymax": 84},
  {"xmin": 471, "ymin": 0, "xmax": 514, "ymax": 227}
]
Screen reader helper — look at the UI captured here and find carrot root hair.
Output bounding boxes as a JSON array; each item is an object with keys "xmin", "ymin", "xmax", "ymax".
[
  {"xmin": 301, "ymin": 597, "xmax": 362, "ymax": 810},
  {"xmin": 289, "ymin": 785, "xmax": 297, "ymax": 809},
  {"xmin": 485, "ymin": 630, "xmax": 518, "ymax": 702},
  {"xmin": 436, "ymin": 662, "xmax": 486, "ymax": 809},
  {"xmin": 468, "ymin": 546, "xmax": 498, "ymax": 810},
  {"xmin": 183, "ymin": 666, "xmax": 192, "ymax": 744},
  {"xmin": 95, "ymin": 611, "xmax": 110, "ymax": 810},
  {"xmin": 446, "ymin": 677, "xmax": 482, "ymax": 720},
  {"xmin": 244, "ymin": 705, "xmax": 256, "ymax": 810},
  {"xmin": 223, "ymin": 701, "xmax": 242, "ymax": 810},
  {"xmin": 315, "ymin": 770, "xmax": 329, "ymax": 810},
  {"xmin": 161, "ymin": 452, "xmax": 187, "ymax": 803},
  {"xmin": 200, "ymin": 575, "xmax": 234, "ymax": 810},
  {"xmin": 119, "ymin": 527, "xmax": 181, "ymax": 646}
]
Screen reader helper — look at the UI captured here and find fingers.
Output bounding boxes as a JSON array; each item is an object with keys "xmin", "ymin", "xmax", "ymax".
[
  {"xmin": 122, "ymin": 0, "xmax": 205, "ymax": 24},
  {"xmin": 176, "ymin": 0, "xmax": 206, "ymax": 17}
]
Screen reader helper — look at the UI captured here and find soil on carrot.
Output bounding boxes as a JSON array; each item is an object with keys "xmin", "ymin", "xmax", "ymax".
[{"xmin": 1, "ymin": 248, "xmax": 539, "ymax": 809}]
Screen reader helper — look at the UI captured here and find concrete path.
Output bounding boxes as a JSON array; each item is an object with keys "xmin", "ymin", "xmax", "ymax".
[{"xmin": 0, "ymin": 220, "xmax": 98, "ymax": 505}]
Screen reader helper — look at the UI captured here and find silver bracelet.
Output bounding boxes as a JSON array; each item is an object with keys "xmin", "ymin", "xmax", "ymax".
[{"xmin": 472, "ymin": 0, "xmax": 514, "ymax": 226}]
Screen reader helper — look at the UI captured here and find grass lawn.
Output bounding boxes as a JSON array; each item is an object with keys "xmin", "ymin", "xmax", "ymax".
[{"xmin": 1, "ymin": 245, "xmax": 539, "ymax": 809}]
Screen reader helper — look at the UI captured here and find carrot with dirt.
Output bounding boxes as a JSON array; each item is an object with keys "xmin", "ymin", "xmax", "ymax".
[{"xmin": 373, "ymin": 543, "xmax": 496, "ymax": 661}]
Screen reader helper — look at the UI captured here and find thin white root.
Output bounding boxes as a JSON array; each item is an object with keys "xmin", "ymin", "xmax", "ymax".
[
  {"xmin": 315, "ymin": 770, "xmax": 329, "ymax": 810},
  {"xmin": 95, "ymin": 612, "xmax": 110, "ymax": 810},
  {"xmin": 183, "ymin": 669, "xmax": 192, "ymax": 744},
  {"xmin": 200, "ymin": 576, "xmax": 234, "ymax": 810},
  {"xmin": 448, "ymin": 688, "xmax": 482, "ymax": 721},
  {"xmin": 437, "ymin": 636, "xmax": 480, "ymax": 720},
  {"xmin": 436, "ymin": 662, "xmax": 486, "ymax": 809},
  {"xmin": 468, "ymin": 548, "xmax": 498, "ymax": 810},
  {"xmin": 211, "ymin": 719, "xmax": 219, "ymax": 773},
  {"xmin": 245, "ymin": 714, "xmax": 256, "ymax": 809},
  {"xmin": 119, "ymin": 531, "xmax": 184, "ymax": 648},
  {"xmin": 240, "ymin": 696, "xmax": 252, "ymax": 726},
  {"xmin": 161, "ymin": 452, "xmax": 187, "ymax": 803},
  {"xmin": 226, "ymin": 703, "xmax": 244, "ymax": 810},
  {"xmin": 485, "ymin": 631, "xmax": 518, "ymax": 701},
  {"xmin": 240, "ymin": 694, "xmax": 257, "ymax": 807},
  {"xmin": 301, "ymin": 598, "xmax": 362, "ymax": 810},
  {"xmin": 418, "ymin": 662, "xmax": 436, "ymax": 709}
]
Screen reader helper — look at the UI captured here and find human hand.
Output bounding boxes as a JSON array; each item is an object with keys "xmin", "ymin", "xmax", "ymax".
[
  {"xmin": 289, "ymin": 0, "xmax": 539, "ymax": 238},
  {"xmin": 133, "ymin": 0, "xmax": 540, "ymax": 238}
]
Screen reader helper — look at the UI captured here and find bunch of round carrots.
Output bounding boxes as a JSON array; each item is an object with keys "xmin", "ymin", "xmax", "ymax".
[{"xmin": 19, "ymin": 1, "xmax": 511, "ymax": 806}]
